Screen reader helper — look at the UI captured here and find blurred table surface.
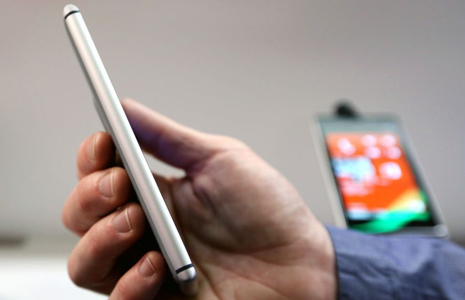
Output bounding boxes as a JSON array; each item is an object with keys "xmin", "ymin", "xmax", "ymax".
[{"xmin": 0, "ymin": 238, "xmax": 105, "ymax": 300}]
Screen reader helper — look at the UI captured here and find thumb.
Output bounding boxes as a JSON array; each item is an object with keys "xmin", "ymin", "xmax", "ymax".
[{"xmin": 121, "ymin": 98, "xmax": 218, "ymax": 172}]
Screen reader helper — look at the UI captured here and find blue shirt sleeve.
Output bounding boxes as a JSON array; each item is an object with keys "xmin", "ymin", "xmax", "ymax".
[{"xmin": 326, "ymin": 226, "xmax": 465, "ymax": 300}]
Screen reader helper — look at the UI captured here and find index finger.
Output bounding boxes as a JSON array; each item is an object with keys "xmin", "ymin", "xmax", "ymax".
[
  {"xmin": 77, "ymin": 131, "xmax": 116, "ymax": 180},
  {"xmin": 122, "ymin": 98, "xmax": 246, "ymax": 174}
]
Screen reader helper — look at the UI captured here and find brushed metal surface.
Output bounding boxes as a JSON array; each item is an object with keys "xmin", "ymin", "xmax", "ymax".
[{"xmin": 63, "ymin": 5, "xmax": 197, "ymax": 290}]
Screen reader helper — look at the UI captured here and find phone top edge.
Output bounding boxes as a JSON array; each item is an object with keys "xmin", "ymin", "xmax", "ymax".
[
  {"xmin": 63, "ymin": 4, "xmax": 79, "ymax": 18},
  {"xmin": 316, "ymin": 113, "xmax": 402, "ymax": 123}
]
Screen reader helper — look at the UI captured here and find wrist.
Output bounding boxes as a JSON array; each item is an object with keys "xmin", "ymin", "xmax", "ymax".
[
  {"xmin": 303, "ymin": 220, "xmax": 338, "ymax": 300},
  {"xmin": 273, "ymin": 216, "xmax": 337, "ymax": 300}
]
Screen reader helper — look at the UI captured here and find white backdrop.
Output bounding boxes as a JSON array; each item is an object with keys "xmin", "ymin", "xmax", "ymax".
[{"xmin": 1, "ymin": 1, "xmax": 465, "ymax": 244}]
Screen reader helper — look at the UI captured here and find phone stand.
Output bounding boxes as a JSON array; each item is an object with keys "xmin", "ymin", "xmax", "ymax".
[{"xmin": 334, "ymin": 100, "xmax": 359, "ymax": 118}]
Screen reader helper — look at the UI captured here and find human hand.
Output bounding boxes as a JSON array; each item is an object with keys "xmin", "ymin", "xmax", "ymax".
[{"xmin": 62, "ymin": 99, "xmax": 336, "ymax": 300}]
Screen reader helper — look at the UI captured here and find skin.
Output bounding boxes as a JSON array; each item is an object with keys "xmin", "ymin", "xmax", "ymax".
[{"xmin": 62, "ymin": 98, "xmax": 337, "ymax": 300}]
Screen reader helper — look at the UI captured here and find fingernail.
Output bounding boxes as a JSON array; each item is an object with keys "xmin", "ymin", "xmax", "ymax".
[
  {"xmin": 99, "ymin": 170, "xmax": 114, "ymax": 198},
  {"xmin": 139, "ymin": 256, "xmax": 156, "ymax": 277},
  {"xmin": 88, "ymin": 134, "xmax": 97, "ymax": 161},
  {"xmin": 112, "ymin": 207, "xmax": 132, "ymax": 233}
]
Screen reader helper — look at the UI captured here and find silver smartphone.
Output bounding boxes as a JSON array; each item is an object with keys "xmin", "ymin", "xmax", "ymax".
[
  {"xmin": 63, "ymin": 4, "xmax": 198, "ymax": 294},
  {"xmin": 314, "ymin": 115, "xmax": 449, "ymax": 238}
]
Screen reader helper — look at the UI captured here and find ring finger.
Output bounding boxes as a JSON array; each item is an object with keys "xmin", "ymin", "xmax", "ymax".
[{"xmin": 68, "ymin": 202, "xmax": 147, "ymax": 294}]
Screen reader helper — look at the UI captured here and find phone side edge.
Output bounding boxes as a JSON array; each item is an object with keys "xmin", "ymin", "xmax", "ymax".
[
  {"xmin": 310, "ymin": 117, "xmax": 348, "ymax": 228},
  {"xmin": 63, "ymin": 8, "xmax": 199, "ymax": 290}
]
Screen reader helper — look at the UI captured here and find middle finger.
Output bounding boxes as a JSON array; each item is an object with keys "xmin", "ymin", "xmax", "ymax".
[
  {"xmin": 67, "ymin": 203, "xmax": 148, "ymax": 294},
  {"xmin": 63, "ymin": 167, "xmax": 132, "ymax": 236}
]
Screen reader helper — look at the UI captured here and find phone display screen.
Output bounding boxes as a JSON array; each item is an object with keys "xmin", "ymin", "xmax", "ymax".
[{"xmin": 320, "ymin": 118, "xmax": 437, "ymax": 233}]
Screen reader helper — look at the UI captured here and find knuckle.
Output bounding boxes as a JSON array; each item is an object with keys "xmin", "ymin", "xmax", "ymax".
[
  {"xmin": 93, "ymin": 213, "xmax": 129, "ymax": 250},
  {"xmin": 61, "ymin": 207, "xmax": 82, "ymax": 235},
  {"xmin": 86, "ymin": 209, "xmax": 137, "ymax": 260},
  {"xmin": 76, "ymin": 139, "xmax": 90, "ymax": 170},
  {"xmin": 76, "ymin": 174, "xmax": 103, "ymax": 213},
  {"xmin": 214, "ymin": 138, "xmax": 252, "ymax": 164},
  {"xmin": 86, "ymin": 223, "xmax": 112, "ymax": 259},
  {"xmin": 77, "ymin": 139, "xmax": 87, "ymax": 158},
  {"xmin": 62, "ymin": 188, "xmax": 84, "ymax": 234},
  {"xmin": 61, "ymin": 208, "xmax": 71, "ymax": 231},
  {"xmin": 77, "ymin": 184, "xmax": 95, "ymax": 214},
  {"xmin": 86, "ymin": 234, "xmax": 102, "ymax": 260},
  {"xmin": 217, "ymin": 136, "xmax": 248, "ymax": 150}
]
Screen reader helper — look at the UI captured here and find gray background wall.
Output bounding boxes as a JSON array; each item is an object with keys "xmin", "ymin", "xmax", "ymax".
[{"xmin": 1, "ymin": 0, "xmax": 465, "ymax": 244}]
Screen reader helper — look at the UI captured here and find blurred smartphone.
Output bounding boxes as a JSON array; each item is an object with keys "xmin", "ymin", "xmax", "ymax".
[
  {"xmin": 314, "ymin": 114, "xmax": 449, "ymax": 237},
  {"xmin": 63, "ymin": 4, "xmax": 198, "ymax": 295}
]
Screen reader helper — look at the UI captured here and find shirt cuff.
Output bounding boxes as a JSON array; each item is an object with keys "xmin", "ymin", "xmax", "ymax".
[{"xmin": 326, "ymin": 226, "xmax": 395, "ymax": 300}]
